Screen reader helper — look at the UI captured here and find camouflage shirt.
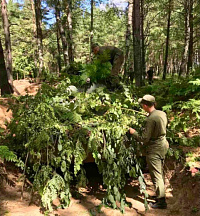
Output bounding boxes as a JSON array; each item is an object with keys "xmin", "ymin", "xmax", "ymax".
[{"xmin": 97, "ymin": 46, "xmax": 123, "ymax": 65}]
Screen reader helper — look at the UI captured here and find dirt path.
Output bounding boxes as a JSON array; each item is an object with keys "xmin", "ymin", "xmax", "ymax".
[
  {"xmin": 0, "ymin": 170, "xmax": 173, "ymax": 216},
  {"xmin": 1, "ymin": 162, "xmax": 199, "ymax": 216},
  {"xmin": 1, "ymin": 155, "xmax": 199, "ymax": 216}
]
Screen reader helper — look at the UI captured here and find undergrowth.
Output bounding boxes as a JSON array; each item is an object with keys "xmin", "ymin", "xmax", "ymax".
[
  {"xmin": 137, "ymin": 74, "xmax": 200, "ymax": 148},
  {"xmin": 1, "ymin": 78, "xmax": 148, "ymax": 213},
  {"xmin": 0, "ymin": 67, "xmax": 200, "ymax": 213}
]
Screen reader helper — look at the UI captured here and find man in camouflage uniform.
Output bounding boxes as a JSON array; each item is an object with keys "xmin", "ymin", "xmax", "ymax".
[
  {"xmin": 92, "ymin": 44, "xmax": 124, "ymax": 88},
  {"xmin": 147, "ymin": 67, "xmax": 154, "ymax": 85},
  {"xmin": 129, "ymin": 95, "xmax": 169, "ymax": 209}
]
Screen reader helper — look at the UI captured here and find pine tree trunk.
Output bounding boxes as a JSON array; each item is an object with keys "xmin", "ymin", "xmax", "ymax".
[
  {"xmin": 158, "ymin": 54, "xmax": 163, "ymax": 76},
  {"xmin": 124, "ymin": 0, "xmax": 133, "ymax": 78},
  {"xmin": 187, "ymin": 0, "xmax": 193, "ymax": 76},
  {"xmin": 0, "ymin": 37, "xmax": 13, "ymax": 95},
  {"xmin": 55, "ymin": 0, "xmax": 69, "ymax": 66},
  {"xmin": 133, "ymin": 0, "xmax": 143, "ymax": 87},
  {"xmin": 194, "ymin": 33, "xmax": 200, "ymax": 66},
  {"xmin": 163, "ymin": 0, "xmax": 172, "ymax": 80},
  {"xmin": 140, "ymin": 0, "xmax": 146, "ymax": 82},
  {"xmin": 31, "ymin": 0, "xmax": 36, "ymax": 34},
  {"xmin": 179, "ymin": 0, "xmax": 190, "ymax": 77},
  {"xmin": 1, "ymin": 0, "xmax": 13, "ymax": 84},
  {"xmin": 56, "ymin": 28, "xmax": 62, "ymax": 74},
  {"xmin": 64, "ymin": 0, "xmax": 74, "ymax": 63},
  {"xmin": 90, "ymin": 0, "xmax": 94, "ymax": 61},
  {"xmin": 31, "ymin": 0, "xmax": 38, "ymax": 75},
  {"xmin": 34, "ymin": 0, "xmax": 44, "ymax": 76}
]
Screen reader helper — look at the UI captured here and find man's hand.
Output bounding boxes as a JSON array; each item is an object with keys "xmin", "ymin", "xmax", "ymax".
[{"xmin": 129, "ymin": 128, "xmax": 136, "ymax": 134}]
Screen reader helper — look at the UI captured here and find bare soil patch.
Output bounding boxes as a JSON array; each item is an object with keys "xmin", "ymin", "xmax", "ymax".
[
  {"xmin": 0, "ymin": 159, "xmax": 200, "ymax": 216},
  {"xmin": 0, "ymin": 163, "xmax": 169, "ymax": 216},
  {"xmin": 13, "ymin": 79, "xmax": 41, "ymax": 96},
  {"xmin": 0, "ymin": 79, "xmax": 40, "ymax": 129}
]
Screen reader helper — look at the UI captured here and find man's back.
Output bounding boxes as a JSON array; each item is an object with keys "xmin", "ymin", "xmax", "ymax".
[
  {"xmin": 147, "ymin": 69, "xmax": 153, "ymax": 77},
  {"xmin": 98, "ymin": 46, "xmax": 123, "ymax": 65},
  {"xmin": 147, "ymin": 110, "xmax": 168, "ymax": 140}
]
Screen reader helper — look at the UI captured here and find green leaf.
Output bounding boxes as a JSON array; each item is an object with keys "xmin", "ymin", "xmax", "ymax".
[
  {"xmin": 108, "ymin": 194, "xmax": 117, "ymax": 209},
  {"xmin": 61, "ymin": 161, "xmax": 67, "ymax": 172},
  {"xmin": 58, "ymin": 144, "xmax": 62, "ymax": 151}
]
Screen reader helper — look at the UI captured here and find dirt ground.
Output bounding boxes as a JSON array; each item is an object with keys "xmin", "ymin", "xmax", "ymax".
[
  {"xmin": 0, "ymin": 80, "xmax": 200, "ymax": 216},
  {"xmin": 0, "ymin": 79, "xmax": 40, "ymax": 129},
  {"xmin": 0, "ymin": 161, "xmax": 199, "ymax": 216}
]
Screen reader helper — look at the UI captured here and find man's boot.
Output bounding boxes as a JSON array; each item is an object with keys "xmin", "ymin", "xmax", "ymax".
[
  {"xmin": 150, "ymin": 197, "xmax": 167, "ymax": 209},
  {"xmin": 148, "ymin": 195, "xmax": 158, "ymax": 201}
]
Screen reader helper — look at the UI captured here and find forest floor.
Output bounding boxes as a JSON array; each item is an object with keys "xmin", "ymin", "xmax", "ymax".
[{"xmin": 0, "ymin": 79, "xmax": 200, "ymax": 216}]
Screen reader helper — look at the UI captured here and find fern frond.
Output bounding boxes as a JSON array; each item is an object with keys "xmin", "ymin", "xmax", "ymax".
[
  {"xmin": 41, "ymin": 173, "xmax": 71, "ymax": 211},
  {"xmin": 0, "ymin": 146, "xmax": 18, "ymax": 162},
  {"xmin": 65, "ymin": 111, "xmax": 82, "ymax": 123}
]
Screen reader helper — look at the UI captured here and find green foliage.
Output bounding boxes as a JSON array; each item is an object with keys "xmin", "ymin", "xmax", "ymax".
[
  {"xmin": 61, "ymin": 60, "xmax": 111, "ymax": 88},
  {"xmin": 165, "ymin": 97, "xmax": 200, "ymax": 147},
  {"xmin": 194, "ymin": 156, "xmax": 200, "ymax": 162},
  {"xmin": 0, "ymin": 146, "xmax": 18, "ymax": 162},
  {"xmin": 138, "ymin": 76, "xmax": 200, "ymax": 109},
  {"xmin": 73, "ymin": 6, "xmax": 126, "ymax": 63},
  {"xmin": 3, "ymin": 69, "xmax": 200, "ymax": 212},
  {"xmin": 6, "ymin": 1, "xmax": 38, "ymax": 79},
  {"xmin": 0, "ymin": 145, "xmax": 24, "ymax": 185},
  {"xmin": 3, "ymin": 78, "xmax": 148, "ymax": 212},
  {"xmin": 136, "ymin": 75, "xmax": 200, "ymax": 146},
  {"xmin": 79, "ymin": 60, "xmax": 111, "ymax": 84},
  {"xmin": 41, "ymin": 173, "xmax": 71, "ymax": 211},
  {"xmin": 191, "ymin": 207, "xmax": 199, "ymax": 214},
  {"xmin": 2, "ymin": 0, "xmax": 200, "ymax": 212}
]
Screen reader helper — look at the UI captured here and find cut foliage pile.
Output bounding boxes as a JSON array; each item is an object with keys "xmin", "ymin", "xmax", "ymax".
[
  {"xmin": 1, "ymin": 71, "xmax": 200, "ymax": 214},
  {"xmin": 1, "ymin": 78, "xmax": 148, "ymax": 213}
]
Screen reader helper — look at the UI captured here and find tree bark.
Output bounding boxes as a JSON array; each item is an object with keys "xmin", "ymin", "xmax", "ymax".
[
  {"xmin": 30, "ymin": 0, "xmax": 38, "ymax": 74},
  {"xmin": 179, "ymin": 0, "xmax": 190, "ymax": 77},
  {"xmin": 0, "ymin": 37, "xmax": 13, "ymax": 96},
  {"xmin": 56, "ymin": 27, "xmax": 62, "ymax": 74},
  {"xmin": 187, "ymin": 0, "xmax": 193, "ymax": 76},
  {"xmin": 34, "ymin": 0, "xmax": 44, "ymax": 76},
  {"xmin": 124, "ymin": 0, "xmax": 133, "ymax": 78},
  {"xmin": 64, "ymin": 0, "xmax": 74, "ymax": 63},
  {"xmin": 55, "ymin": 0, "xmax": 69, "ymax": 66},
  {"xmin": 1, "ymin": 0, "xmax": 13, "ymax": 84},
  {"xmin": 163, "ymin": 0, "xmax": 172, "ymax": 80},
  {"xmin": 90, "ymin": 0, "xmax": 94, "ymax": 61},
  {"xmin": 140, "ymin": 0, "xmax": 146, "ymax": 82},
  {"xmin": 133, "ymin": 0, "xmax": 143, "ymax": 87},
  {"xmin": 30, "ymin": 0, "xmax": 37, "ymax": 39}
]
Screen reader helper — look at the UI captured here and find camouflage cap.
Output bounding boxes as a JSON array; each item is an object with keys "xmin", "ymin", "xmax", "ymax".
[{"xmin": 138, "ymin": 94, "xmax": 156, "ymax": 104}]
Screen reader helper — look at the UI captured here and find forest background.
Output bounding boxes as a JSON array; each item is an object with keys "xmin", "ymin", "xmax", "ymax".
[{"xmin": 1, "ymin": 0, "xmax": 199, "ymax": 87}]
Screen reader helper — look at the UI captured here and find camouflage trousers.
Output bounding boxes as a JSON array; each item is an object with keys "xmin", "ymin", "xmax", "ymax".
[{"xmin": 111, "ymin": 53, "xmax": 124, "ymax": 77}]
